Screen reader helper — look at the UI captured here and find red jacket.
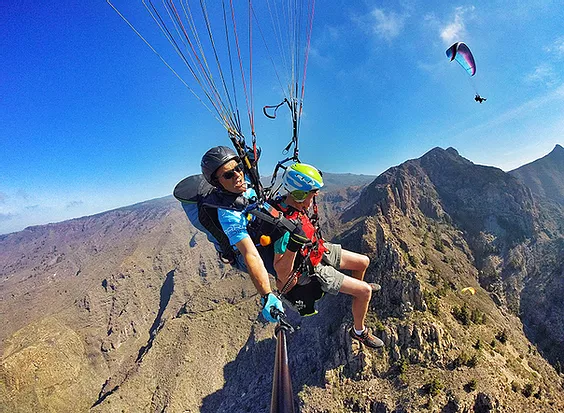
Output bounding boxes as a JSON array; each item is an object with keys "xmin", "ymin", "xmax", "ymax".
[{"xmin": 275, "ymin": 198, "xmax": 327, "ymax": 266}]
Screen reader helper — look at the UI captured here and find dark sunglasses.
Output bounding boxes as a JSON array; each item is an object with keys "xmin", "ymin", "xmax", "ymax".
[{"xmin": 219, "ymin": 162, "xmax": 244, "ymax": 180}]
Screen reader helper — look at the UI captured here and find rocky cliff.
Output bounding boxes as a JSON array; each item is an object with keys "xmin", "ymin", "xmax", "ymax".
[
  {"xmin": 510, "ymin": 144, "xmax": 564, "ymax": 206},
  {"xmin": 508, "ymin": 144, "xmax": 564, "ymax": 367},
  {"xmin": 307, "ymin": 146, "xmax": 564, "ymax": 412},
  {"xmin": 1, "ymin": 156, "xmax": 563, "ymax": 413}
]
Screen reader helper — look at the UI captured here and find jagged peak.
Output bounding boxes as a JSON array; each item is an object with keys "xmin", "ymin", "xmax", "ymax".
[
  {"xmin": 540, "ymin": 143, "xmax": 563, "ymax": 161},
  {"xmin": 445, "ymin": 147, "xmax": 460, "ymax": 157},
  {"xmin": 420, "ymin": 146, "xmax": 465, "ymax": 161},
  {"xmin": 549, "ymin": 143, "xmax": 563, "ymax": 158},
  {"xmin": 511, "ymin": 143, "xmax": 564, "ymax": 173},
  {"xmin": 416, "ymin": 147, "xmax": 474, "ymax": 170}
]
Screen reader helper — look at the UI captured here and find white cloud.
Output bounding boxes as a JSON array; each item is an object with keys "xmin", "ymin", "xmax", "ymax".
[
  {"xmin": 544, "ymin": 36, "xmax": 564, "ymax": 59},
  {"xmin": 440, "ymin": 6, "xmax": 475, "ymax": 46},
  {"xmin": 370, "ymin": 9, "xmax": 405, "ymax": 41},
  {"xmin": 327, "ymin": 26, "xmax": 342, "ymax": 42},
  {"xmin": 354, "ymin": 8, "xmax": 405, "ymax": 42},
  {"xmin": 525, "ymin": 63, "xmax": 560, "ymax": 87},
  {"xmin": 423, "ymin": 12, "xmax": 439, "ymax": 25},
  {"xmin": 453, "ymin": 83, "xmax": 564, "ymax": 141},
  {"xmin": 0, "ymin": 213, "xmax": 16, "ymax": 223}
]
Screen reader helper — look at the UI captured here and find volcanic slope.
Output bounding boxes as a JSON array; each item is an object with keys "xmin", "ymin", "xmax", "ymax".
[
  {"xmin": 297, "ymin": 147, "xmax": 564, "ymax": 412},
  {"xmin": 1, "ymin": 155, "xmax": 563, "ymax": 412}
]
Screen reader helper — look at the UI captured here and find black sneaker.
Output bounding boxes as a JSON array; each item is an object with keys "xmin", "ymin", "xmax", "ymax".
[
  {"xmin": 368, "ymin": 283, "xmax": 381, "ymax": 292},
  {"xmin": 349, "ymin": 327, "xmax": 384, "ymax": 349}
]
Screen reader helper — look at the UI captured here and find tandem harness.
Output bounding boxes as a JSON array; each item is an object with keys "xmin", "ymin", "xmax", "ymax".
[
  {"xmin": 173, "ymin": 174, "xmax": 298, "ymax": 269},
  {"xmin": 269, "ymin": 196, "xmax": 328, "ymax": 316},
  {"xmin": 174, "ymin": 175, "xmax": 327, "ymax": 316}
]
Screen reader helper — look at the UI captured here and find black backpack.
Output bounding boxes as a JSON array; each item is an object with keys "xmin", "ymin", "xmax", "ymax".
[{"xmin": 174, "ymin": 174, "xmax": 291, "ymax": 271}]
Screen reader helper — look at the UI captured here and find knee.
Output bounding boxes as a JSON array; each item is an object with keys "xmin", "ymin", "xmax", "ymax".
[
  {"xmin": 360, "ymin": 255, "xmax": 370, "ymax": 270},
  {"xmin": 356, "ymin": 282, "xmax": 372, "ymax": 301}
]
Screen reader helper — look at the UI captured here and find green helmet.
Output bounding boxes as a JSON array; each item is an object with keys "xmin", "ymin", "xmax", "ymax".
[{"xmin": 283, "ymin": 163, "xmax": 323, "ymax": 201}]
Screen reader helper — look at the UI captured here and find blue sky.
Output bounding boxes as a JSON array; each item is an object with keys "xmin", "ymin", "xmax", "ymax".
[{"xmin": 1, "ymin": 0, "xmax": 563, "ymax": 235}]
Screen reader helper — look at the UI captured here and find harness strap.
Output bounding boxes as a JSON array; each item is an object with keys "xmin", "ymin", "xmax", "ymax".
[
  {"xmin": 279, "ymin": 258, "xmax": 314, "ymax": 295},
  {"xmin": 247, "ymin": 206, "xmax": 298, "ymax": 233}
]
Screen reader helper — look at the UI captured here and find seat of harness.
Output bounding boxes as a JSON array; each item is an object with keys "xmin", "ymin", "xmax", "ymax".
[{"xmin": 280, "ymin": 277, "xmax": 325, "ymax": 316}]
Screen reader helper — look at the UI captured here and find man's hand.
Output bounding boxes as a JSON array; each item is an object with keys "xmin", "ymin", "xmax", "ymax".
[
  {"xmin": 287, "ymin": 225, "xmax": 309, "ymax": 252},
  {"xmin": 260, "ymin": 293, "xmax": 285, "ymax": 323}
]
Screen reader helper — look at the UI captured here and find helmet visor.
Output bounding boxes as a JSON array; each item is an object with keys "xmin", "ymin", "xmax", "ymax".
[{"xmin": 290, "ymin": 189, "xmax": 319, "ymax": 202}]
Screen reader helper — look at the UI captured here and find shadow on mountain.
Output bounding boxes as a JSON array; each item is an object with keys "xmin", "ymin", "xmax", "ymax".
[
  {"xmin": 201, "ymin": 294, "xmax": 351, "ymax": 413},
  {"xmin": 137, "ymin": 269, "xmax": 175, "ymax": 362},
  {"xmin": 520, "ymin": 241, "xmax": 564, "ymax": 367}
]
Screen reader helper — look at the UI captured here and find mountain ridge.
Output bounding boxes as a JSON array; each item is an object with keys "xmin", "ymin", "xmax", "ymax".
[
  {"xmin": 509, "ymin": 144, "xmax": 564, "ymax": 205},
  {"xmin": 1, "ymin": 148, "xmax": 563, "ymax": 412}
]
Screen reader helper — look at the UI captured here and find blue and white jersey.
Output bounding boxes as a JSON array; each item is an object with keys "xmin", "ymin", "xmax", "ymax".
[{"xmin": 217, "ymin": 179, "xmax": 257, "ymax": 247}]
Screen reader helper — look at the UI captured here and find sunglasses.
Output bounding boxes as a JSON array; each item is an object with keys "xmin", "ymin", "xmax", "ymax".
[
  {"xmin": 290, "ymin": 189, "xmax": 319, "ymax": 202},
  {"xmin": 218, "ymin": 162, "xmax": 244, "ymax": 180}
]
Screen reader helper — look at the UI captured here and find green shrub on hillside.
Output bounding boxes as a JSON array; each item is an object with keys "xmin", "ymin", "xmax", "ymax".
[
  {"xmin": 374, "ymin": 320, "xmax": 385, "ymax": 333},
  {"xmin": 424, "ymin": 291, "xmax": 440, "ymax": 316},
  {"xmin": 496, "ymin": 329, "xmax": 508, "ymax": 344},
  {"xmin": 466, "ymin": 379, "xmax": 478, "ymax": 392},
  {"xmin": 408, "ymin": 253, "xmax": 419, "ymax": 267},
  {"xmin": 398, "ymin": 358, "xmax": 409, "ymax": 374},
  {"xmin": 426, "ymin": 378, "xmax": 443, "ymax": 397},
  {"xmin": 436, "ymin": 281, "xmax": 450, "ymax": 297},
  {"xmin": 429, "ymin": 271, "xmax": 440, "ymax": 286},
  {"xmin": 522, "ymin": 383, "xmax": 535, "ymax": 398},
  {"xmin": 433, "ymin": 233, "xmax": 445, "ymax": 253},
  {"xmin": 453, "ymin": 351, "xmax": 479, "ymax": 368},
  {"xmin": 452, "ymin": 303, "xmax": 487, "ymax": 326},
  {"xmin": 471, "ymin": 308, "xmax": 487, "ymax": 324},
  {"xmin": 452, "ymin": 303, "xmax": 471, "ymax": 325}
]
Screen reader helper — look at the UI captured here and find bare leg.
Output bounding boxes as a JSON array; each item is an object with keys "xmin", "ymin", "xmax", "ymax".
[
  {"xmin": 339, "ymin": 275, "xmax": 372, "ymax": 331},
  {"xmin": 339, "ymin": 249, "xmax": 370, "ymax": 281}
]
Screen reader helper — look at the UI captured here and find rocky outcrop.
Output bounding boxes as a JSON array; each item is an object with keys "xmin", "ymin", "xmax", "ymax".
[
  {"xmin": 510, "ymin": 144, "xmax": 564, "ymax": 205},
  {"xmin": 0, "ymin": 317, "xmax": 102, "ymax": 413},
  {"xmin": 1, "ymin": 156, "xmax": 563, "ymax": 412},
  {"xmin": 313, "ymin": 146, "xmax": 564, "ymax": 411}
]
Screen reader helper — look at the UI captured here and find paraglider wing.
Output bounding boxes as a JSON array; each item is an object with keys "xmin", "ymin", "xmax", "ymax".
[
  {"xmin": 446, "ymin": 42, "xmax": 476, "ymax": 76},
  {"xmin": 461, "ymin": 287, "xmax": 476, "ymax": 295}
]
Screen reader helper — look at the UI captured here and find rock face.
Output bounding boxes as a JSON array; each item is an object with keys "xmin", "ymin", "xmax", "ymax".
[
  {"xmin": 310, "ymin": 146, "xmax": 564, "ymax": 411},
  {"xmin": 0, "ymin": 196, "xmax": 235, "ymax": 412},
  {"xmin": 0, "ymin": 175, "xmax": 373, "ymax": 412},
  {"xmin": 1, "ymin": 158, "xmax": 563, "ymax": 413},
  {"xmin": 507, "ymin": 145, "xmax": 564, "ymax": 366},
  {"xmin": 510, "ymin": 144, "xmax": 564, "ymax": 206},
  {"xmin": 1, "ymin": 317, "xmax": 100, "ymax": 412},
  {"xmin": 341, "ymin": 147, "xmax": 540, "ymax": 312}
]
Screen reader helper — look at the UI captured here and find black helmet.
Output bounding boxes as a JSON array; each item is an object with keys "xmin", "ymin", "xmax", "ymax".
[{"xmin": 201, "ymin": 146, "xmax": 240, "ymax": 185}]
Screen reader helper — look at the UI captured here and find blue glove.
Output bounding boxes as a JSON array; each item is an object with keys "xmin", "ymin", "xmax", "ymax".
[{"xmin": 260, "ymin": 293, "xmax": 285, "ymax": 323}]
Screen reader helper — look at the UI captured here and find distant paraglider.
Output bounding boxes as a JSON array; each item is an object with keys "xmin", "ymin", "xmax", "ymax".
[
  {"xmin": 446, "ymin": 42, "xmax": 486, "ymax": 103},
  {"xmin": 461, "ymin": 287, "xmax": 476, "ymax": 295},
  {"xmin": 446, "ymin": 42, "xmax": 476, "ymax": 76}
]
